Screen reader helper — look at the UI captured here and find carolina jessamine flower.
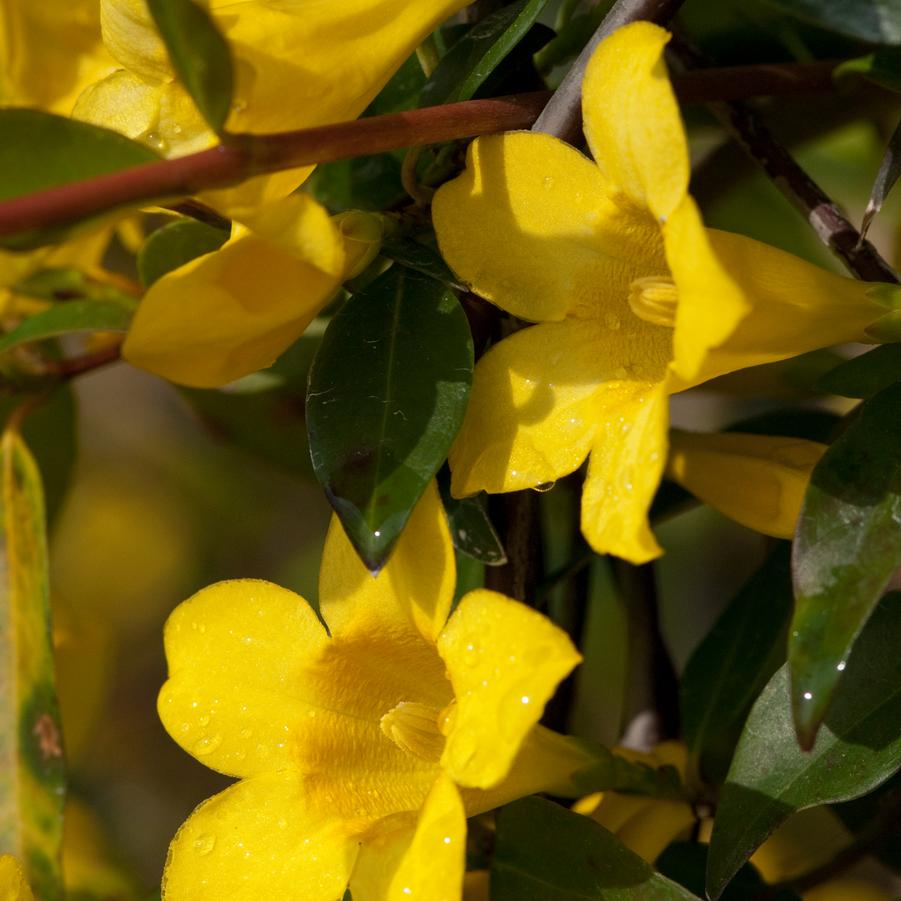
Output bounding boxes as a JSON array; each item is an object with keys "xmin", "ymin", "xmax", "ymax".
[
  {"xmin": 432, "ymin": 22, "xmax": 890, "ymax": 564},
  {"xmin": 665, "ymin": 430, "xmax": 826, "ymax": 539},
  {"xmin": 0, "ymin": 0, "xmax": 114, "ymax": 112},
  {"xmin": 122, "ymin": 198, "xmax": 383, "ymax": 387},
  {"xmin": 75, "ymin": 0, "xmax": 473, "ymax": 214},
  {"xmin": 158, "ymin": 483, "xmax": 593, "ymax": 899},
  {"xmin": 0, "ymin": 855, "xmax": 34, "ymax": 901}
]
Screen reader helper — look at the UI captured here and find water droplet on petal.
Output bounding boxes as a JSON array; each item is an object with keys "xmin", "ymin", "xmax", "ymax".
[
  {"xmin": 198, "ymin": 714, "xmax": 211, "ymax": 727},
  {"xmin": 542, "ymin": 176, "xmax": 554, "ymax": 189},
  {"xmin": 193, "ymin": 734, "xmax": 222, "ymax": 756},
  {"xmin": 193, "ymin": 834, "xmax": 216, "ymax": 856},
  {"xmin": 533, "ymin": 481, "xmax": 555, "ymax": 493}
]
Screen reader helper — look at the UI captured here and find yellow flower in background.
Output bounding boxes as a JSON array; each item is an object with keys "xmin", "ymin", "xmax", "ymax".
[
  {"xmin": 0, "ymin": 855, "xmax": 34, "ymax": 901},
  {"xmin": 0, "ymin": 0, "xmax": 114, "ymax": 112},
  {"xmin": 75, "ymin": 0, "xmax": 473, "ymax": 214},
  {"xmin": 665, "ymin": 431, "xmax": 826, "ymax": 539},
  {"xmin": 158, "ymin": 483, "xmax": 591, "ymax": 899},
  {"xmin": 122, "ymin": 198, "xmax": 383, "ymax": 387},
  {"xmin": 433, "ymin": 22, "xmax": 887, "ymax": 564}
]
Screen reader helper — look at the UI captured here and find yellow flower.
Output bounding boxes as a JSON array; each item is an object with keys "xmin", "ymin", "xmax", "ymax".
[
  {"xmin": 574, "ymin": 741, "xmax": 696, "ymax": 864},
  {"xmin": 0, "ymin": 856, "xmax": 34, "ymax": 901},
  {"xmin": 432, "ymin": 22, "xmax": 887, "ymax": 564},
  {"xmin": 158, "ymin": 483, "xmax": 591, "ymax": 900},
  {"xmin": 122, "ymin": 198, "xmax": 383, "ymax": 387},
  {"xmin": 0, "ymin": 0, "xmax": 114, "ymax": 113},
  {"xmin": 75, "ymin": 0, "xmax": 473, "ymax": 214},
  {"xmin": 665, "ymin": 430, "xmax": 826, "ymax": 539}
]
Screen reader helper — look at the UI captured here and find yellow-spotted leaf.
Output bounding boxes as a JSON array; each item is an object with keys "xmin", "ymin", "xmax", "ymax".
[{"xmin": 0, "ymin": 430, "xmax": 65, "ymax": 900}]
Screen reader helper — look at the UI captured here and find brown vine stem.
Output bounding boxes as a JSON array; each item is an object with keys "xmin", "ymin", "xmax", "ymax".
[
  {"xmin": 669, "ymin": 36, "xmax": 899, "ymax": 284},
  {"xmin": 531, "ymin": 0, "xmax": 689, "ymax": 141},
  {"xmin": 0, "ymin": 62, "xmax": 839, "ymax": 242}
]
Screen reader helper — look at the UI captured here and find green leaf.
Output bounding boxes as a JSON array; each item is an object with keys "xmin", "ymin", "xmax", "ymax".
[
  {"xmin": 492, "ymin": 797, "xmax": 701, "ymax": 900},
  {"xmin": 421, "ymin": 0, "xmax": 550, "ymax": 106},
  {"xmin": 307, "ymin": 267, "xmax": 473, "ymax": 571},
  {"xmin": 706, "ymin": 592, "xmax": 901, "ymax": 900},
  {"xmin": 0, "ymin": 110, "xmax": 160, "ymax": 250},
  {"xmin": 438, "ymin": 475, "xmax": 506, "ymax": 565},
  {"xmin": 137, "ymin": 218, "xmax": 230, "ymax": 287},
  {"xmin": 859, "ymin": 118, "xmax": 901, "ymax": 241},
  {"xmin": 0, "ymin": 297, "xmax": 136, "ymax": 356},
  {"xmin": 818, "ymin": 345, "xmax": 901, "ymax": 399},
  {"xmin": 790, "ymin": 381, "xmax": 901, "ymax": 747},
  {"xmin": 835, "ymin": 48, "xmax": 901, "ymax": 94},
  {"xmin": 0, "ymin": 430, "xmax": 66, "ymax": 900},
  {"xmin": 308, "ymin": 155, "xmax": 406, "ymax": 214},
  {"xmin": 760, "ymin": 0, "xmax": 901, "ymax": 44},
  {"xmin": 680, "ymin": 544, "xmax": 793, "ymax": 781},
  {"xmin": 380, "ymin": 234, "xmax": 465, "ymax": 290},
  {"xmin": 146, "ymin": 0, "xmax": 234, "ymax": 133}
]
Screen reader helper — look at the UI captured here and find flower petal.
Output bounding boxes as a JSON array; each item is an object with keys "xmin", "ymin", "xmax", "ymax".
[
  {"xmin": 581, "ymin": 380, "xmax": 669, "ymax": 563},
  {"xmin": 0, "ymin": 855, "xmax": 34, "ymax": 901},
  {"xmin": 162, "ymin": 771, "xmax": 358, "ymax": 901},
  {"xmin": 449, "ymin": 318, "xmax": 671, "ymax": 497},
  {"xmin": 438, "ymin": 590, "xmax": 581, "ymax": 789},
  {"xmin": 608, "ymin": 798, "xmax": 696, "ymax": 863},
  {"xmin": 349, "ymin": 775, "xmax": 465, "ymax": 901},
  {"xmin": 318, "ymin": 481, "xmax": 455, "ymax": 645},
  {"xmin": 681, "ymin": 229, "xmax": 885, "ymax": 386},
  {"xmin": 664, "ymin": 198, "xmax": 749, "ymax": 385},
  {"xmin": 158, "ymin": 579, "xmax": 329, "ymax": 778},
  {"xmin": 666, "ymin": 430, "xmax": 826, "ymax": 539},
  {"xmin": 433, "ymin": 132, "xmax": 663, "ymax": 322},
  {"xmin": 122, "ymin": 197, "xmax": 344, "ymax": 388},
  {"xmin": 582, "ymin": 22, "xmax": 688, "ymax": 221}
]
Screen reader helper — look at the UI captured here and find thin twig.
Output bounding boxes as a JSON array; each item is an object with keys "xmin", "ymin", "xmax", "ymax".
[
  {"xmin": 531, "ymin": 0, "xmax": 688, "ymax": 141},
  {"xmin": 0, "ymin": 63, "xmax": 840, "ymax": 242},
  {"xmin": 669, "ymin": 36, "xmax": 899, "ymax": 284},
  {"xmin": 45, "ymin": 341, "xmax": 122, "ymax": 379}
]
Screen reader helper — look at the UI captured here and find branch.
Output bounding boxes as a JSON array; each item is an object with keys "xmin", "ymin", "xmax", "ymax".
[
  {"xmin": 669, "ymin": 37, "xmax": 899, "ymax": 284},
  {"xmin": 0, "ymin": 63, "xmax": 840, "ymax": 242},
  {"xmin": 531, "ymin": 0, "xmax": 689, "ymax": 141}
]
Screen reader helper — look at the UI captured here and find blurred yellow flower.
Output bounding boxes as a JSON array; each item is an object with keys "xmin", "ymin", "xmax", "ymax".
[
  {"xmin": 158, "ymin": 483, "xmax": 591, "ymax": 899},
  {"xmin": 433, "ymin": 22, "xmax": 887, "ymax": 564},
  {"xmin": 75, "ymin": 0, "xmax": 473, "ymax": 214},
  {"xmin": 122, "ymin": 198, "xmax": 383, "ymax": 387},
  {"xmin": 0, "ymin": 855, "xmax": 34, "ymax": 901}
]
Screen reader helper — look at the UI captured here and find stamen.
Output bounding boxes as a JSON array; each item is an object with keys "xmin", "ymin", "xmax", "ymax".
[
  {"xmin": 628, "ymin": 276, "xmax": 678, "ymax": 328},
  {"xmin": 380, "ymin": 701, "xmax": 445, "ymax": 762}
]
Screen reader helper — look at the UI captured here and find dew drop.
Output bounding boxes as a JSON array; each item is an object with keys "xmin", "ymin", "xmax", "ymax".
[
  {"xmin": 836, "ymin": 661, "xmax": 846, "ymax": 672},
  {"xmin": 542, "ymin": 176, "xmax": 554, "ymax": 189},
  {"xmin": 520, "ymin": 696, "xmax": 530, "ymax": 705},
  {"xmin": 232, "ymin": 99, "xmax": 248, "ymax": 113},
  {"xmin": 193, "ymin": 733, "xmax": 222, "ymax": 756},
  {"xmin": 533, "ymin": 481, "xmax": 556, "ymax": 493},
  {"xmin": 803, "ymin": 691, "xmax": 813, "ymax": 701},
  {"xmin": 193, "ymin": 833, "xmax": 216, "ymax": 856},
  {"xmin": 143, "ymin": 131, "xmax": 168, "ymax": 152}
]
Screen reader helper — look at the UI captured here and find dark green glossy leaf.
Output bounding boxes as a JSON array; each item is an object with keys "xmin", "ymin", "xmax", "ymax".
[
  {"xmin": 790, "ymin": 382, "xmax": 901, "ymax": 747},
  {"xmin": 380, "ymin": 234, "xmax": 465, "ymax": 290},
  {"xmin": 706, "ymin": 592, "xmax": 901, "ymax": 900},
  {"xmin": 421, "ymin": 0, "xmax": 550, "ymax": 106},
  {"xmin": 760, "ymin": 0, "xmax": 901, "ymax": 44},
  {"xmin": 492, "ymin": 797, "xmax": 701, "ymax": 900},
  {"xmin": 0, "ymin": 110, "xmax": 159, "ymax": 250},
  {"xmin": 657, "ymin": 843, "xmax": 800, "ymax": 901},
  {"xmin": 137, "ymin": 218, "xmax": 230, "ymax": 287},
  {"xmin": 438, "ymin": 475, "xmax": 506, "ymax": 565},
  {"xmin": 0, "ymin": 297, "xmax": 136, "ymax": 356},
  {"xmin": 818, "ymin": 346, "xmax": 901, "ymax": 398},
  {"xmin": 307, "ymin": 267, "xmax": 473, "ymax": 571},
  {"xmin": 308, "ymin": 154, "xmax": 406, "ymax": 213},
  {"xmin": 680, "ymin": 544, "xmax": 792, "ymax": 780},
  {"xmin": 147, "ymin": 0, "xmax": 234, "ymax": 133},
  {"xmin": 835, "ymin": 47, "xmax": 901, "ymax": 93}
]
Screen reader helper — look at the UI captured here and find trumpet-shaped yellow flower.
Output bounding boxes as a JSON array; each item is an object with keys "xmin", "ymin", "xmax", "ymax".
[
  {"xmin": 158, "ymin": 483, "xmax": 593, "ymax": 900},
  {"xmin": 0, "ymin": 0, "xmax": 114, "ymax": 113},
  {"xmin": 122, "ymin": 198, "xmax": 382, "ymax": 387},
  {"xmin": 665, "ymin": 430, "xmax": 826, "ymax": 539},
  {"xmin": 75, "ymin": 0, "xmax": 473, "ymax": 214},
  {"xmin": 0, "ymin": 856, "xmax": 33, "ymax": 901},
  {"xmin": 433, "ymin": 22, "xmax": 888, "ymax": 564}
]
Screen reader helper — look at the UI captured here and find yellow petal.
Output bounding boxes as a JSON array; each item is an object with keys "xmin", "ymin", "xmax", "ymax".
[
  {"xmin": 449, "ymin": 318, "xmax": 671, "ymax": 497},
  {"xmin": 162, "ymin": 771, "xmax": 359, "ymax": 901},
  {"xmin": 581, "ymin": 380, "xmax": 669, "ymax": 563},
  {"xmin": 0, "ymin": 855, "xmax": 34, "ymax": 901},
  {"xmin": 582, "ymin": 22, "xmax": 688, "ymax": 221},
  {"xmin": 665, "ymin": 198, "xmax": 750, "ymax": 384},
  {"xmin": 158, "ymin": 579, "xmax": 329, "ymax": 778},
  {"xmin": 438, "ymin": 590, "xmax": 581, "ymax": 789},
  {"xmin": 349, "ymin": 776, "xmax": 466, "ymax": 901},
  {"xmin": 318, "ymin": 481, "xmax": 455, "ymax": 645},
  {"xmin": 100, "ymin": 0, "xmax": 171, "ymax": 82},
  {"xmin": 432, "ymin": 132, "xmax": 663, "ymax": 323},
  {"xmin": 680, "ymin": 229, "xmax": 885, "ymax": 387},
  {"xmin": 122, "ymin": 199, "xmax": 344, "ymax": 387},
  {"xmin": 666, "ymin": 430, "xmax": 826, "ymax": 539},
  {"xmin": 614, "ymin": 798, "xmax": 696, "ymax": 863}
]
